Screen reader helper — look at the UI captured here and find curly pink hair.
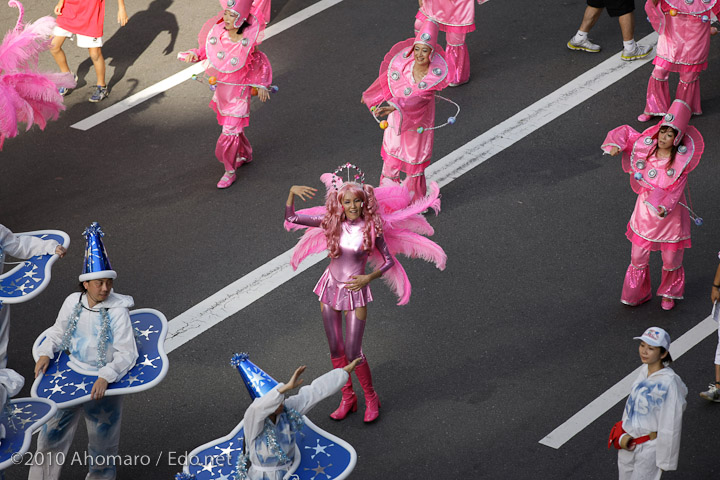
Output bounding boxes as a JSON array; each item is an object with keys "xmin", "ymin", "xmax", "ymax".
[{"xmin": 322, "ymin": 182, "xmax": 384, "ymax": 258}]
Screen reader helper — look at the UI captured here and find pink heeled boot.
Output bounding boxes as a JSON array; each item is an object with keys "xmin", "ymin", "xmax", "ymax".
[
  {"xmin": 354, "ymin": 360, "xmax": 380, "ymax": 423},
  {"xmin": 330, "ymin": 356, "xmax": 357, "ymax": 420}
]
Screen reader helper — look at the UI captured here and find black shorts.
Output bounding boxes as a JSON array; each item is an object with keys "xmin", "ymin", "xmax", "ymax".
[{"xmin": 587, "ymin": 0, "xmax": 635, "ymax": 17}]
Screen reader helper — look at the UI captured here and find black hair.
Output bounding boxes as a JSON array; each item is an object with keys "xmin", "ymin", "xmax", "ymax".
[
  {"xmin": 660, "ymin": 347, "xmax": 673, "ymax": 366},
  {"xmin": 78, "ymin": 281, "xmax": 87, "ymax": 292}
]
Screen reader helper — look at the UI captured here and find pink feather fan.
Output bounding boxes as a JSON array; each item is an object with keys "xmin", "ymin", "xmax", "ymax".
[
  {"xmin": 285, "ymin": 174, "xmax": 447, "ymax": 305},
  {"xmin": 0, "ymin": 1, "xmax": 75, "ymax": 149}
]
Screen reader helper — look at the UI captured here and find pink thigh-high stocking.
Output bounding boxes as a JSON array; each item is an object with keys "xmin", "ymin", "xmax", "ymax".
[
  {"xmin": 215, "ymin": 124, "xmax": 253, "ymax": 172},
  {"xmin": 677, "ymin": 71, "xmax": 701, "ymax": 115},
  {"xmin": 321, "ymin": 305, "xmax": 345, "ymax": 358},
  {"xmin": 658, "ymin": 249, "xmax": 685, "ymax": 299},
  {"xmin": 622, "ymin": 245, "xmax": 652, "ymax": 306},
  {"xmin": 644, "ymin": 66, "xmax": 670, "ymax": 117}
]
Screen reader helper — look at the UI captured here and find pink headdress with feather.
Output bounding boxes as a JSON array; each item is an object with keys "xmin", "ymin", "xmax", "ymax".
[
  {"xmin": 0, "ymin": 1, "xmax": 75, "ymax": 149},
  {"xmin": 284, "ymin": 169, "xmax": 447, "ymax": 305}
]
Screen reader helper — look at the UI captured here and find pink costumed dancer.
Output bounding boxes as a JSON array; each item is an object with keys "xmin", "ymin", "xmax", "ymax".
[
  {"xmin": 284, "ymin": 164, "xmax": 447, "ymax": 422},
  {"xmin": 363, "ymin": 20, "xmax": 451, "ymax": 202},
  {"xmin": 639, "ymin": 0, "xmax": 720, "ymax": 121},
  {"xmin": 0, "ymin": 0, "xmax": 75, "ymax": 150},
  {"xmin": 415, "ymin": 0, "xmax": 490, "ymax": 86},
  {"xmin": 178, "ymin": 0, "xmax": 272, "ymax": 189},
  {"xmin": 602, "ymin": 100, "xmax": 703, "ymax": 311}
]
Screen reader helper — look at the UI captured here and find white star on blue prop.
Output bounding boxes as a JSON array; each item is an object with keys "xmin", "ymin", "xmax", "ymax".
[
  {"xmin": 306, "ymin": 461, "xmax": 332, "ymax": 480},
  {"xmin": 45, "ymin": 384, "xmax": 64, "ymax": 396},
  {"xmin": 140, "ymin": 355, "xmax": 158, "ymax": 368},
  {"xmin": 216, "ymin": 473, "xmax": 232, "ymax": 480},
  {"xmin": 215, "ymin": 443, "xmax": 238, "ymax": 458},
  {"xmin": 49, "ymin": 369, "xmax": 68, "ymax": 383},
  {"xmin": 136, "ymin": 328, "xmax": 157, "ymax": 341},
  {"xmin": 200, "ymin": 461, "xmax": 217, "ymax": 474},
  {"xmin": 125, "ymin": 375, "xmax": 141, "ymax": 386},
  {"xmin": 72, "ymin": 380, "xmax": 90, "ymax": 394},
  {"xmin": 305, "ymin": 439, "xmax": 333, "ymax": 459},
  {"xmin": 247, "ymin": 368, "xmax": 268, "ymax": 388}
]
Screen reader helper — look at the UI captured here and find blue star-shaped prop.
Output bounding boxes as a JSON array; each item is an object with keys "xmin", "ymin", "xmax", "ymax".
[
  {"xmin": 0, "ymin": 230, "xmax": 70, "ymax": 304},
  {"xmin": 0, "ymin": 398, "xmax": 57, "ymax": 470},
  {"xmin": 181, "ymin": 417, "xmax": 356, "ymax": 479},
  {"xmin": 31, "ymin": 309, "xmax": 169, "ymax": 408}
]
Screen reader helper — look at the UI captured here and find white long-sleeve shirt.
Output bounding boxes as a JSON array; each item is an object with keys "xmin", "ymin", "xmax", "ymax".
[
  {"xmin": 622, "ymin": 364, "xmax": 687, "ymax": 471},
  {"xmin": 242, "ymin": 368, "xmax": 348, "ymax": 480},
  {"xmin": 36, "ymin": 292, "xmax": 138, "ymax": 383},
  {"xmin": 0, "ymin": 224, "xmax": 58, "ymax": 265},
  {"xmin": 0, "ymin": 224, "xmax": 59, "ymax": 368}
]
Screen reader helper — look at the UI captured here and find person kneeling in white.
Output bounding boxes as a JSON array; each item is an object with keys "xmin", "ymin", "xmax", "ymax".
[{"xmin": 29, "ymin": 276, "xmax": 138, "ymax": 480}]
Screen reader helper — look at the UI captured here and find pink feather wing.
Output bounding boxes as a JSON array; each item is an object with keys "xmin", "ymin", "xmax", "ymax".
[{"xmin": 290, "ymin": 228, "xmax": 328, "ymax": 270}]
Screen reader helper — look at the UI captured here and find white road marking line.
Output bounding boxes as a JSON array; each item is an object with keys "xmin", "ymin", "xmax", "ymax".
[
  {"xmin": 70, "ymin": 0, "xmax": 346, "ymax": 131},
  {"xmin": 164, "ymin": 35, "xmax": 660, "ymax": 353},
  {"xmin": 540, "ymin": 315, "xmax": 718, "ymax": 449}
]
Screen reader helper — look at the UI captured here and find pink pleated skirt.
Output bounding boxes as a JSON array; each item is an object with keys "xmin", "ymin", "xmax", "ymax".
[{"xmin": 314, "ymin": 268, "xmax": 373, "ymax": 311}]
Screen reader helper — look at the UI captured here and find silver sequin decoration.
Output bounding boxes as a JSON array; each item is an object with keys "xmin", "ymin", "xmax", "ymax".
[
  {"xmin": 678, "ymin": 145, "xmax": 687, "ymax": 153},
  {"xmin": 703, "ymin": 0, "xmax": 711, "ymax": 3},
  {"xmin": 636, "ymin": 161, "xmax": 646, "ymax": 170},
  {"xmin": 209, "ymin": 37, "xmax": 217, "ymax": 45},
  {"xmin": 433, "ymin": 67, "xmax": 441, "ymax": 75},
  {"xmin": 664, "ymin": 113, "xmax": 674, "ymax": 122},
  {"xmin": 217, "ymin": 51, "xmax": 225, "ymax": 59},
  {"xmin": 227, "ymin": 0, "xmax": 236, "ymax": 6},
  {"xmin": 667, "ymin": 168, "xmax": 675, "ymax": 176},
  {"xmin": 421, "ymin": 33, "xmax": 431, "ymax": 41},
  {"xmin": 685, "ymin": 0, "xmax": 694, "ymax": 4},
  {"xmin": 230, "ymin": 57, "xmax": 238, "ymax": 66},
  {"xmin": 404, "ymin": 87, "xmax": 412, "ymax": 95},
  {"xmin": 418, "ymin": 81, "xmax": 427, "ymax": 89},
  {"xmin": 391, "ymin": 72, "xmax": 400, "ymax": 81},
  {"xmin": 242, "ymin": 38, "xmax": 248, "ymax": 46},
  {"xmin": 644, "ymin": 137, "xmax": 653, "ymax": 145},
  {"xmin": 648, "ymin": 169, "xmax": 658, "ymax": 178}
]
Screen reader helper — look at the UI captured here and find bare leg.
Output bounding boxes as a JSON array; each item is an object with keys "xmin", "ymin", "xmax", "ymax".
[
  {"xmin": 579, "ymin": 6, "xmax": 603, "ymax": 33},
  {"xmin": 618, "ymin": 12, "xmax": 635, "ymax": 42},
  {"xmin": 88, "ymin": 47, "xmax": 106, "ymax": 86},
  {"xmin": 50, "ymin": 36, "xmax": 70, "ymax": 73}
]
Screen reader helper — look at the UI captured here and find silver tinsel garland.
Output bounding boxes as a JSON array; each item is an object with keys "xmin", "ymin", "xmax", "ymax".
[{"xmin": 60, "ymin": 300, "xmax": 112, "ymax": 368}]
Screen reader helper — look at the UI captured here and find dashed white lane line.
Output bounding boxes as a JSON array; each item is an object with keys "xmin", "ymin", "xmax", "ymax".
[
  {"xmin": 164, "ymin": 34, "xmax": 660, "ymax": 354},
  {"xmin": 70, "ymin": 0, "xmax": 346, "ymax": 131},
  {"xmin": 540, "ymin": 314, "xmax": 718, "ymax": 449}
]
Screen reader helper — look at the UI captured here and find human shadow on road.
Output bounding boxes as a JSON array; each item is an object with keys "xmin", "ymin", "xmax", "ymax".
[{"xmin": 75, "ymin": 0, "xmax": 178, "ymax": 91}]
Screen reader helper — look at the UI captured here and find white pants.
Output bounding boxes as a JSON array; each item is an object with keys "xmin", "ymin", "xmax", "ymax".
[
  {"xmin": 618, "ymin": 441, "xmax": 662, "ymax": 480},
  {"xmin": 52, "ymin": 26, "xmax": 103, "ymax": 48},
  {"xmin": 28, "ymin": 396, "xmax": 123, "ymax": 480}
]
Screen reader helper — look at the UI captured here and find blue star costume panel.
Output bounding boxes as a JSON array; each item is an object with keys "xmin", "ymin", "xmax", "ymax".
[
  {"xmin": 184, "ymin": 418, "xmax": 356, "ymax": 480},
  {"xmin": 0, "ymin": 398, "xmax": 57, "ymax": 470},
  {"xmin": 0, "ymin": 231, "xmax": 70, "ymax": 304},
  {"xmin": 30, "ymin": 309, "xmax": 169, "ymax": 407}
]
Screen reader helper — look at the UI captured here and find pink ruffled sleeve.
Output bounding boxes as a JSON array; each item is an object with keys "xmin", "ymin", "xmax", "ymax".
[
  {"xmin": 601, "ymin": 125, "xmax": 641, "ymax": 154},
  {"xmin": 644, "ymin": 173, "xmax": 688, "ymax": 215},
  {"xmin": 246, "ymin": 50, "xmax": 273, "ymax": 87},
  {"xmin": 363, "ymin": 76, "xmax": 388, "ymax": 109}
]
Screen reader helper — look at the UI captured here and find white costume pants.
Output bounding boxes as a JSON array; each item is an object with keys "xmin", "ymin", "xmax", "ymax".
[
  {"xmin": 618, "ymin": 441, "xmax": 662, "ymax": 480},
  {"xmin": 28, "ymin": 396, "xmax": 123, "ymax": 480},
  {"xmin": 0, "ymin": 305, "xmax": 11, "ymax": 369}
]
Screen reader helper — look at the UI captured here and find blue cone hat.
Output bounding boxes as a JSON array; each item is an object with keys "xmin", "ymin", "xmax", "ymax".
[
  {"xmin": 78, "ymin": 222, "xmax": 117, "ymax": 282},
  {"xmin": 230, "ymin": 353, "xmax": 279, "ymax": 400}
]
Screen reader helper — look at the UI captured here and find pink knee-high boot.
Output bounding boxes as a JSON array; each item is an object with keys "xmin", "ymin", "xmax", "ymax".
[
  {"xmin": 329, "ymin": 355, "xmax": 357, "ymax": 420},
  {"xmin": 354, "ymin": 360, "xmax": 380, "ymax": 423},
  {"xmin": 446, "ymin": 32, "xmax": 470, "ymax": 86},
  {"xmin": 677, "ymin": 72, "xmax": 701, "ymax": 115},
  {"xmin": 643, "ymin": 67, "xmax": 670, "ymax": 116}
]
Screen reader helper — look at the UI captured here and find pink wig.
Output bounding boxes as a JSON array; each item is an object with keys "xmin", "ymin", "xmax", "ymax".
[{"xmin": 321, "ymin": 182, "xmax": 383, "ymax": 258}]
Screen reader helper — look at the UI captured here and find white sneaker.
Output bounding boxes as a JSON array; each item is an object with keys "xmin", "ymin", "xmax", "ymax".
[
  {"xmin": 621, "ymin": 44, "xmax": 652, "ymax": 61},
  {"xmin": 700, "ymin": 383, "xmax": 720, "ymax": 402},
  {"xmin": 567, "ymin": 37, "xmax": 601, "ymax": 53}
]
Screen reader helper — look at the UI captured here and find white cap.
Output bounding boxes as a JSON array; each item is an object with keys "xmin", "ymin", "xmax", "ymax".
[{"xmin": 634, "ymin": 327, "xmax": 671, "ymax": 351}]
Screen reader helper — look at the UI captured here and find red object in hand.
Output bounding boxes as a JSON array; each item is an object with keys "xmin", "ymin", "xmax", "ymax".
[
  {"xmin": 251, "ymin": 87, "xmax": 258, "ymax": 96},
  {"xmin": 208, "ymin": 76, "xmax": 217, "ymax": 85},
  {"xmin": 379, "ymin": 120, "xmax": 388, "ymax": 130}
]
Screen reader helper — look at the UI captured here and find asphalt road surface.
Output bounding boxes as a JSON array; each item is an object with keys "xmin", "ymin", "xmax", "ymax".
[{"xmin": 3, "ymin": 0, "xmax": 720, "ymax": 478}]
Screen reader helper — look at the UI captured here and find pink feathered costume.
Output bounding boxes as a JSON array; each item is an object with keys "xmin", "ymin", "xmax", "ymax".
[
  {"xmin": 415, "ymin": 0, "xmax": 489, "ymax": 86},
  {"xmin": 602, "ymin": 100, "xmax": 703, "ymax": 305},
  {"xmin": 179, "ymin": 0, "xmax": 272, "ymax": 173},
  {"xmin": 362, "ymin": 21, "xmax": 450, "ymax": 202},
  {"xmin": 642, "ymin": 0, "xmax": 720, "ymax": 117}
]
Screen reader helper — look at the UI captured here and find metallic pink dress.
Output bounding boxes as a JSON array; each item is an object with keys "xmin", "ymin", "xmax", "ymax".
[{"xmin": 285, "ymin": 206, "xmax": 394, "ymax": 311}]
